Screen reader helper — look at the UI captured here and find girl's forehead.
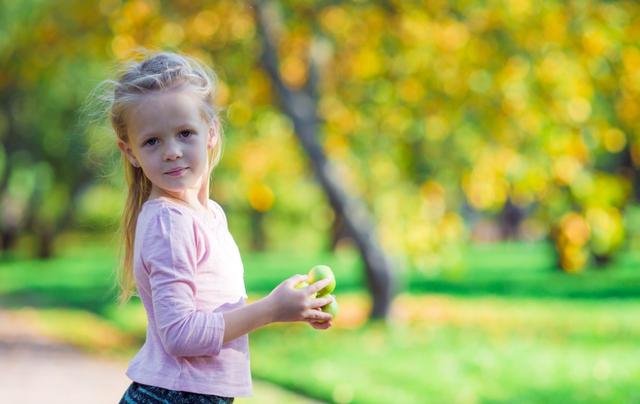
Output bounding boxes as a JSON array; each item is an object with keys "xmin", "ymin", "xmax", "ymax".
[{"xmin": 127, "ymin": 89, "xmax": 207, "ymax": 139}]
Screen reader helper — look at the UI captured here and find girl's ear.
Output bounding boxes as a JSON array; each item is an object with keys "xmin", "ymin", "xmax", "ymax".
[{"xmin": 117, "ymin": 140, "xmax": 140, "ymax": 168}]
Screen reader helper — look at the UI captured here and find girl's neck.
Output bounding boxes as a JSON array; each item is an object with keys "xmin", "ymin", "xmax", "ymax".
[{"xmin": 148, "ymin": 189, "xmax": 208, "ymax": 212}]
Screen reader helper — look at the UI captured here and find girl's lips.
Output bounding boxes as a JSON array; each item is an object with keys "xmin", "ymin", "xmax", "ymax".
[{"xmin": 165, "ymin": 167, "xmax": 188, "ymax": 176}]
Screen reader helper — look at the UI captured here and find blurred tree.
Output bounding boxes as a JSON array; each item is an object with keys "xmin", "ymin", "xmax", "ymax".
[
  {"xmin": 2, "ymin": 0, "xmax": 640, "ymax": 278},
  {"xmin": 0, "ymin": 0, "xmax": 112, "ymax": 257},
  {"xmin": 253, "ymin": 0, "xmax": 396, "ymax": 319}
]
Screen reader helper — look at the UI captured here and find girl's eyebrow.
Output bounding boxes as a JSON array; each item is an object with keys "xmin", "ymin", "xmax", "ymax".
[{"xmin": 175, "ymin": 122, "xmax": 197, "ymax": 130}]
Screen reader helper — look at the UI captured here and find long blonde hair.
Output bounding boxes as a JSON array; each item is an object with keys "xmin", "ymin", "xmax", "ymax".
[{"xmin": 105, "ymin": 51, "xmax": 223, "ymax": 304}]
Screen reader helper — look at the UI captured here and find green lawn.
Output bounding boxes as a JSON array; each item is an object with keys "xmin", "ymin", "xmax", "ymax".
[
  {"xmin": 248, "ymin": 295, "xmax": 640, "ymax": 403},
  {"xmin": 18, "ymin": 294, "xmax": 640, "ymax": 403},
  {"xmin": 1, "ymin": 234, "xmax": 640, "ymax": 403},
  {"xmin": 2, "ymin": 234, "xmax": 640, "ymax": 309}
]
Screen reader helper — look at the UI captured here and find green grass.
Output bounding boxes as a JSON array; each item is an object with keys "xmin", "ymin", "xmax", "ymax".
[
  {"xmin": 13, "ymin": 293, "xmax": 640, "ymax": 403},
  {"xmin": 2, "ymin": 234, "xmax": 640, "ymax": 402},
  {"xmin": 0, "ymin": 246, "xmax": 362, "ymax": 311},
  {"xmin": 248, "ymin": 295, "xmax": 640, "ymax": 403},
  {"xmin": 412, "ymin": 242, "xmax": 640, "ymax": 299},
  {"xmin": 2, "ymin": 236, "xmax": 639, "ymax": 311}
]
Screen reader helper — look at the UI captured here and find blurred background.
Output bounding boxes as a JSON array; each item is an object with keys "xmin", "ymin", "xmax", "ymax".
[{"xmin": 1, "ymin": 0, "xmax": 640, "ymax": 403}]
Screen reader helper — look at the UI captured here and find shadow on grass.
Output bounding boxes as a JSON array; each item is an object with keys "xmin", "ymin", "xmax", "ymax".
[
  {"xmin": 409, "ymin": 278, "xmax": 640, "ymax": 299},
  {"xmin": 0, "ymin": 285, "xmax": 116, "ymax": 314}
]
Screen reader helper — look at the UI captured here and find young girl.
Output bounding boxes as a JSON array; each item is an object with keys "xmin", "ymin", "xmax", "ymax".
[{"xmin": 104, "ymin": 51, "xmax": 334, "ymax": 403}]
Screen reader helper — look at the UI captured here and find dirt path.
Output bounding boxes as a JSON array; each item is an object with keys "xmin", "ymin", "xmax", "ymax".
[{"xmin": 0, "ymin": 310, "xmax": 322, "ymax": 404}]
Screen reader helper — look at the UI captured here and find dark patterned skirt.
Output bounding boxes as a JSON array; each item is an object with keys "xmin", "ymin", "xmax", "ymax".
[{"xmin": 120, "ymin": 382, "xmax": 234, "ymax": 404}]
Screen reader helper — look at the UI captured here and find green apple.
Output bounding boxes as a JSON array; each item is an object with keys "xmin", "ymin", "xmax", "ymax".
[
  {"xmin": 319, "ymin": 295, "xmax": 338, "ymax": 322},
  {"xmin": 307, "ymin": 265, "xmax": 336, "ymax": 297}
]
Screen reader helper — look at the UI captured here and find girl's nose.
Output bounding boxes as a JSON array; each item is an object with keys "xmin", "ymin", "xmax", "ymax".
[{"xmin": 163, "ymin": 142, "xmax": 182, "ymax": 160}]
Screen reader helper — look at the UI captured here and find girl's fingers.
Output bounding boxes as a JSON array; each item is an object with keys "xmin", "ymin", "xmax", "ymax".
[
  {"xmin": 306, "ymin": 278, "xmax": 331, "ymax": 295},
  {"xmin": 303, "ymin": 309, "xmax": 332, "ymax": 322},
  {"xmin": 308, "ymin": 320, "xmax": 332, "ymax": 330},
  {"xmin": 286, "ymin": 274, "xmax": 308, "ymax": 286},
  {"xmin": 307, "ymin": 295, "xmax": 334, "ymax": 309}
]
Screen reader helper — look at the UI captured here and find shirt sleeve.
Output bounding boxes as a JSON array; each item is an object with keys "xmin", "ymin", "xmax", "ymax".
[{"xmin": 141, "ymin": 205, "xmax": 225, "ymax": 358}]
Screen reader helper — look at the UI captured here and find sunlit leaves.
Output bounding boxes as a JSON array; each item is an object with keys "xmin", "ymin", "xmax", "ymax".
[
  {"xmin": 5, "ymin": 0, "xmax": 640, "ymax": 271},
  {"xmin": 248, "ymin": 182, "xmax": 275, "ymax": 212},
  {"xmin": 556, "ymin": 212, "xmax": 590, "ymax": 272}
]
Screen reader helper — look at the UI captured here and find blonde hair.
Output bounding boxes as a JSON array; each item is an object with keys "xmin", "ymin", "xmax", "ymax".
[{"xmin": 104, "ymin": 51, "xmax": 223, "ymax": 304}]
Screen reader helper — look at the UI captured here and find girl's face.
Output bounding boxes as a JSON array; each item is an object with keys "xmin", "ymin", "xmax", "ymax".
[{"xmin": 118, "ymin": 87, "xmax": 218, "ymax": 201}]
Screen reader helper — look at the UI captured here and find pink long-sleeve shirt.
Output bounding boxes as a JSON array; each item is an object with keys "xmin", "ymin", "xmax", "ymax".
[{"xmin": 125, "ymin": 197, "xmax": 252, "ymax": 397}]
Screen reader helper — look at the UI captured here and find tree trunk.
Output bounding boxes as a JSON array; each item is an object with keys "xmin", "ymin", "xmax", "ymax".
[
  {"xmin": 498, "ymin": 199, "xmax": 524, "ymax": 241},
  {"xmin": 253, "ymin": 1, "xmax": 396, "ymax": 319},
  {"xmin": 23, "ymin": 172, "xmax": 94, "ymax": 259},
  {"xmin": 1, "ymin": 228, "xmax": 17, "ymax": 252},
  {"xmin": 250, "ymin": 209, "xmax": 266, "ymax": 251},
  {"xmin": 330, "ymin": 210, "xmax": 351, "ymax": 251},
  {"xmin": 36, "ymin": 224, "xmax": 54, "ymax": 259},
  {"xmin": 0, "ymin": 90, "xmax": 20, "ymax": 253},
  {"xmin": 0, "ymin": 165, "xmax": 19, "ymax": 252}
]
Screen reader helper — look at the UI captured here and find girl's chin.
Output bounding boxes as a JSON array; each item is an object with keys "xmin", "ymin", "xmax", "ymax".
[{"xmin": 153, "ymin": 182, "xmax": 200, "ymax": 195}]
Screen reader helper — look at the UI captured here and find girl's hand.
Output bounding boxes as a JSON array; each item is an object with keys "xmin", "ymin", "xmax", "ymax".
[
  {"xmin": 306, "ymin": 319, "xmax": 333, "ymax": 330},
  {"xmin": 265, "ymin": 274, "xmax": 334, "ymax": 324}
]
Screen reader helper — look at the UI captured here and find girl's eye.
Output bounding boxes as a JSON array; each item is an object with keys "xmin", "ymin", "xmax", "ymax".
[
  {"xmin": 179, "ymin": 130, "xmax": 194, "ymax": 138},
  {"xmin": 144, "ymin": 138, "xmax": 158, "ymax": 146}
]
